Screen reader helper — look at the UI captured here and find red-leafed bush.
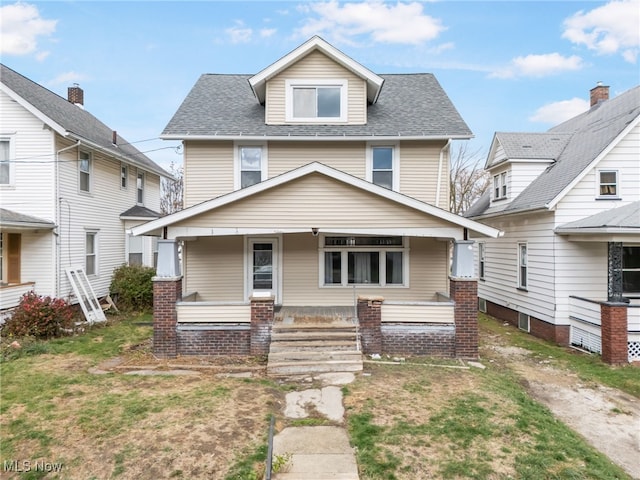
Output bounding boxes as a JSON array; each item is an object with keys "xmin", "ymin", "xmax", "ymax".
[{"xmin": 2, "ymin": 291, "xmax": 77, "ymax": 339}]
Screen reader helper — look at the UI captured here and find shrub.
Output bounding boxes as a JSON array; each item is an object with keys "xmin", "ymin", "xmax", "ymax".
[
  {"xmin": 2, "ymin": 291, "xmax": 76, "ymax": 339},
  {"xmin": 110, "ymin": 264, "xmax": 155, "ymax": 312}
]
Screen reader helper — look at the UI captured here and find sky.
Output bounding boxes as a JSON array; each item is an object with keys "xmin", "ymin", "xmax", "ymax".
[{"xmin": 1, "ymin": 0, "xmax": 639, "ymax": 171}]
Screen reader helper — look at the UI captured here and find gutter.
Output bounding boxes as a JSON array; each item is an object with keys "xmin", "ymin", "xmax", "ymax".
[{"xmin": 159, "ymin": 133, "xmax": 474, "ymax": 142}]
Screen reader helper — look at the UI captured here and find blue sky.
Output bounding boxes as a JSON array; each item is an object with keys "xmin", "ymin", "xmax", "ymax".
[{"xmin": 2, "ymin": 0, "xmax": 639, "ymax": 170}]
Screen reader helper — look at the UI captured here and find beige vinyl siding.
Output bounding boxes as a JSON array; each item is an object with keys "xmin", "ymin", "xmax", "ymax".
[
  {"xmin": 282, "ymin": 234, "xmax": 448, "ymax": 306},
  {"xmin": 177, "ymin": 303, "xmax": 250, "ymax": 323},
  {"xmin": 183, "ymin": 236, "xmax": 244, "ymax": 301},
  {"xmin": 399, "ymin": 141, "xmax": 448, "ymax": 205},
  {"xmin": 179, "ymin": 174, "xmax": 455, "ymax": 230},
  {"xmin": 266, "ymin": 50, "xmax": 367, "ymax": 125},
  {"xmin": 381, "ymin": 303, "xmax": 454, "ymax": 323},
  {"xmin": 268, "ymin": 141, "xmax": 366, "ymax": 178},
  {"xmin": 183, "ymin": 141, "xmax": 234, "ymax": 206}
]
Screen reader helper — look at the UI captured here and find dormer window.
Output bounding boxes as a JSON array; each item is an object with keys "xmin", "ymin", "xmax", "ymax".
[
  {"xmin": 286, "ymin": 79, "xmax": 347, "ymax": 122},
  {"xmin": 597, "ymin": 170, "xmax": 619, "ymax": 198},
  {"xmin": 493, "ymin": 172, "xmax": 507, "ymax": 200}
]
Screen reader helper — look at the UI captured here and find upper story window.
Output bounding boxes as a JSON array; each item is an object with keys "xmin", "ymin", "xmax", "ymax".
[
  {"xmin": 286, "ymin": 79, "xmax": 347, "ymax": 123},
  {"xmin": 0, "ymin": 139, "xmax": 13, "ymax": 185},
  {"xmin": 493, "ymin": 171, "xmax": 507, "ymax": 200},
  {"xmin": 367, "ymin": 143, "xmax": 398, "ymax": 191},
  {"xmin": 597, "ymin": 170, "xmax": 619, "ymax": 198},
  {"xmin": 121, "ymin": 164, "xmax": 128, "ymax": 189},
  {"xmin": 79, "ymin": 151, "xmax": 91, "ymax": 192},
  {"xmin": 235, "ymin": 143, "xmax": 267, "ymax": 190},
  {"xmin": 136, "ymin": 171, "xmax": 144, "ymax": 204}
]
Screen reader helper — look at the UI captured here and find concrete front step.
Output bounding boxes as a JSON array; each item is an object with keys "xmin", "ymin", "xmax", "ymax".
[
  {"xmin": 272, "ymin": 331, "xmax": 357, "ymax": 342},
  {"xmin": 273, "ymin": 323, "xmax": 356, "ymax": 333},
  {"xmin": 269, "ymin": 350, "xmax": 361, "ymax": 363},
  {"xmin": 270, "ymin": 340, "xmax": 359, "ymax": 352},
  {"xmin": 267, "ymin": 359, "xmax": 363, "ymax": 376}
]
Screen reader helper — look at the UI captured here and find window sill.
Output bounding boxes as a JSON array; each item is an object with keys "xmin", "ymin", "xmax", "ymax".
[
  {"xmin": 516, "ymin": 287, "xmax": 528, "ymax": 292},
  {"xmin": 492, "ymin": 197, "xmax": 507, "ymax": 202},
  {"xmin": 595, "ymin": 196, "xmax": 622, "ymax": 201}
]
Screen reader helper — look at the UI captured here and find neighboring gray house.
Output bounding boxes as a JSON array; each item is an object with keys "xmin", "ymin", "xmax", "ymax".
[
  {"xmin": 0, "ymin": 64, "xmax": 168, "ymax": 314},
  {"xmin": 466, "ymin": 83, "xmax": 640, "ymax": 364}
]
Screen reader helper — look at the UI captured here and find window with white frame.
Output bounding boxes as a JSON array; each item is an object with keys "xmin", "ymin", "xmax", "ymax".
[
  {"xmin": 368, "ymin": 145, "xmax": 397, "ymax": 190},
  {"xmin": 597, "ymin": 170, "xmax": 618, "ymax": 197},
  {"xmin": 237, "ymin": 144, "xmax": 266, "ymax": 189},
  {"xmin": 79, "ymin": 151, "xmax": 91, "ymax": 192},
  {"xmin": 86, "ymin": 231, "xmax": 98, "ymax": 276},
  {"xmin": 128, "ymin": 234, "xmax": 143, "ymax": 266},
  {"xmin": 0, "ymin": 139, "xmax": 12, "ymax": 185},
  {"xmin": 137, "ymin": 171, "xmax": 144, "ymax": 204},
  {"xmin": 517, "ymin": 242, "xmax": 527, "ymax": 289},
  {"xmin": 286, "ymin": 79, "xmax": 347, "ymax": 122},
  {"xmin": 121, "ymin": 164, "xmax": 128, "ymax": 189},
  {"xmin": 493, "ymin": 172, "xmax": 507, "ymax": 200},
  {"xmin": 478, "ymin": 242, "xmax": 486, "ymax": 280},
  {"xmin": 321, "ymin": 236, "xmax": 407, "ymax": 287},
  {"xmin": 622, "ymin": 246, "xmax": 640, "ymax": 295}
]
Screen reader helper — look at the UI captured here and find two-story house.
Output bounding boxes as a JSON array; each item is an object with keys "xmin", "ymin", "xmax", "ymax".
[
  {"xmin": 466, "ymin": 83, "xmax": 640, "ymax": 364},
  {"xmin": 132, "ymin": 36, "xmax": 500, "ymax": 369},
  {"xmin": 0, "ymin": 64, "xmax": 169, "ymax": 317}
]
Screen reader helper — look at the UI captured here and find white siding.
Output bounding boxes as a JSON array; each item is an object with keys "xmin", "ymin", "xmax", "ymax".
[
  {"xmin": 381, "ymin": 302, "xmax": 454, "ymax": 323},
  {"xmin": 177, "ymin": 303, "xmax": 250, "ymax": 323},
  {"xmin": 509, "ymin": 162, "xmax": 552, "ymax": 200}
]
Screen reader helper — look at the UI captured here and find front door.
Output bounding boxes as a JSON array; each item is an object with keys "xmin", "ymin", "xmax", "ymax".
[{"xmin": 248, "ymin": 238, "xmax": 279, "ymax": 302}]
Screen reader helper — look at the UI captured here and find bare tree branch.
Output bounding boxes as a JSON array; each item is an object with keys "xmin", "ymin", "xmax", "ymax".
[
  {"xmin": 160, "ymin": 160, "xmax": 183, "ymax": 215},
  {"xmin": 449, "ymin": 143, "xmax": 490, "ymax": 215}
]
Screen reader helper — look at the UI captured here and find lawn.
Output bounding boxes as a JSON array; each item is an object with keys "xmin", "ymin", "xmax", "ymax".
[{"xmin": 1, "ymin": 313, "xmax": 636, "ymax": 479}]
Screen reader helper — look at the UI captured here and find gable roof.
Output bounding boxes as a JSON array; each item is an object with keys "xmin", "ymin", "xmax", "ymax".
[
  {"xmin": 555, "ymin": 201, "xmax": 640, "ymax": 234},
  {"xmin": 162, "ymin": 73, "xmax": 472, "ymax": 140},
  {"xmin": 486, "ymin": 132, "xmax": 571, "ymax": 168},
  {"xmin": 0, "ymin": 64, "xmax": 169, "ymax": 178},
  {"xmin": 468, "ymin": 85, "xmax": 640, "ymax": 218},
  {"xmin": 131, "ymin": 162, "xmax": 500, "ymax": 239},
  {"xmin": 249, "ymin": 36, "xmax": 384, "ymax": 104}
]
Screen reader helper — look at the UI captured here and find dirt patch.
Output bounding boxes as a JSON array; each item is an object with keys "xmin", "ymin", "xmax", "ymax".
[{"xmin": 483, "ymin": 341, "xmax": 640, "ymax": 479}]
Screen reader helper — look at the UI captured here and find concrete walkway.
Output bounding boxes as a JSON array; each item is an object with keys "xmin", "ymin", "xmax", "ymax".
[{"xmin": 272, "ymin": 373, "xmax": 359, "ymax": 480}]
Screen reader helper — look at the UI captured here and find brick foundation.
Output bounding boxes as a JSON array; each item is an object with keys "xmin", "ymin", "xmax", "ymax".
[
  {"xmin": 153, "ymin": 276, "xmax": 182, "ymax": 358},
  {"xmin": 177, "ymin": 325, "xmax": 251, "ymax": 356},
  {"xmin": 451, "ymin": 277, "xmax": 478, "ymax": 359},
  {"xmin": 381, "ymin": 324, "xmax": 455, "ymax": 357},
  {"xmin": 358, "ymin": 296, "xmax": 383, "ymax": 354},
  {"xmin": 250, "ymin": 297, "xmax": 274, "ymax": 355},
  {"xmin": 601, "ymin": 303, "xmax": 628, "ymax": 365}
]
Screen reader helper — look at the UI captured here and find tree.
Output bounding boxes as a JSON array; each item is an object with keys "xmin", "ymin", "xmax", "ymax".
[
  {"xmin": 160, "ymin": 160, "xmax": 183, "ymax": 215},
  {"xmin": 449, "ymin": 143, "xmax": 490, "ymax": 215}
]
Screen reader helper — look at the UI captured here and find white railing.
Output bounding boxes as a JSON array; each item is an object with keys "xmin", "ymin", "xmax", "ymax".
[
  {"xmin": 0, "ymin": 283, "xmax": 35, "ymax": 311},
  {"xmin": 628, "ymin": 305, "xmax": 640, "ymax": 332},
  {"xmin": 176, "ymin": 297, "xmax": 250, "ymax": 323},
  {"xmin": 381, "ymin": 300, "xmax": 455, "ymax": 324},
  {"xmin": 568, "ymin": 296, "xmax": 602, "ymax": 326}
]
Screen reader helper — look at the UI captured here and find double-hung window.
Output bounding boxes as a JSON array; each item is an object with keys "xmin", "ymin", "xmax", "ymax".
[
  {"xmin": 517, "ymin": 242, "xmax": 527, "ymax": 289},
  {"xmin": 286, "ymin": 80, "xmax": 347, "ymax": 122},
  {"xmin": 493, "ymin": 171, "xmax": 507, "ymax": 200},
  {"xmin": 622, "ymin": 246, "xmax": 640, "ymax": 295},
  {"xmin": 121, "ymin": 164, "xmax": 128, "ymax": 189},
  {"xmin": 79, "ymin": 151, "xmax": 91, "ymax": 192},
  {"xmin": 597, "ymin": 170, "xmax": 618, "ymax": 198},
  {"xmin": 0, "ymin": 139, "xmax": 12, "ymax": 185},
  {"xmin": 137, "ymin": 171, "xmax": 144, "ymax": 204},
  {"xmin": 86, "ymin": 231, "xmax": 98, "ymax": 276},
  {"xmin": 236, "ymin": 144, "xmax": 267, "ymax": 189},
  {"xmin": 322, "ymin": 236, "xmax": 407, "ymax": 287},
  {"xmin": 478, "ymin": 242, "xmax": 486, "ymax": 280}
]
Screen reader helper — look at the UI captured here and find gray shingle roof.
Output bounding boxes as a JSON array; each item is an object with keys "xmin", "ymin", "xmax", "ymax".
[
  {"xmin": 120, "ymin": 205, "xmax": 161, "ymax": 218},
  {"xmin": 556, "ymin": 201, "xmax": 640, "ymax": 231},
  {"xmin": 161, "ymin": 73, "xmax": 472, "ymax": 138},
  {"xmin": 488, "ymin": 132, "xmax": 571, "ymax": 167},
  {"xmin": 468, "ymin": 85, "xmax": 640, "ymax": 218},
  {"xmin": 0, "ymin": 208, "xmax": 55, "ymax": 228},
  {"xmin": 0, "ymin": 64, "xmax": 169, "ymax": 178}
]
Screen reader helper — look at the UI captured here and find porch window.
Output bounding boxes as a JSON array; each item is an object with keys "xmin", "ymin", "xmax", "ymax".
[
  {"xmin": 321, "ymin": 236, "xmax": 406, "ymax": 287},
  {"xmin": 598, "ymin": 170, "xmax": 618, "ymax": 197},
  {"xmin": 623, "ymin": 246, "xmax": 640, "ymax": 295},
  {"xmin": 286, "ymin": 79, "xmax": 347, "ymax": 122},
  {"xmin": 128, "ymin": 234, "xmax": 143, "ymax": 266},
  {"xmin": 517, "ymin": 242, "xmax": 527, "ymax": 289}
]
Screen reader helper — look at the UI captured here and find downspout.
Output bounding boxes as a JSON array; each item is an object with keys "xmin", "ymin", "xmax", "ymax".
[
  {"xmin": 435, "ymin": 139, "xmax": 451, "ymax": 208},
  {"xmin": 55, "ymin": 140, "xmax": 81, "ymax": 296}
]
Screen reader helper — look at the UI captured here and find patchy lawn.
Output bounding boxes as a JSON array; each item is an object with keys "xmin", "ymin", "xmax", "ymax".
[{"xmin": 1, "ymin": 313, "xmax": 636, "ymax": 479}]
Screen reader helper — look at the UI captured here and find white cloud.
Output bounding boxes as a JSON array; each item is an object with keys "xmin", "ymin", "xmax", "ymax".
[
  {"xmin": 562, "ymin": 0, "xmax": 640, "ymax": 63},
  {"xmin": 260, "ymin": 28, "xmax": 277, "ymax": 38},
  {"xmin": 226, "ymin": 21, "xmax": 252, "ymax": 44},
  {"xmin": 0, "ymin": 2, "xmax": 57, "ymax": 56},
  {"xmin": 46, "ymin": 71, "xmax": 87, "ymax": 87},
  {"xmin": 529, "ymin": 98, "xmax": 590, "ymax": 124},
  {"xmin": 296, "ymin": 1, "xmax": 446, "ymax": 46},
  {"xmin": 491, "ymin": 53, "xmax": 584, "ymax": 79}
]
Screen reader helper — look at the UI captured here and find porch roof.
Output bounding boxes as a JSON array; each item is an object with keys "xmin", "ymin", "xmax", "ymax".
[
  {"xmin": 555, "ymin": 201, "xmax": 640, "ymax": 239},
  {"xmin": 0, "ymin": 208, "xmax": 55, "ymax": 230},
  {"xmin": 131, "ymin": 162, "xmax": 502, "ymax": 240}
]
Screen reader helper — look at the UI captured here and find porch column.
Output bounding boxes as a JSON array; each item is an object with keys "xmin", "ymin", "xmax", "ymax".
[
  {"xmin": 358, "ymin": 295, "xmax": 383, "ymax": 354},
  {"xmin": 250, "ymin": 295, "xmax": 274, "ymax": 355},
  {"xmin": 607, "ymin": 242, "xmax": 625, "ymax": 303},
  {"xmin": 450, "ymin": 277, "xmax": 479, "ymax": 359},
  {"xmin": 601, "ymin": 302, "xmax": 628, "ymax": 365},
  {"xmin": 153, "ymin": 239, "xmax": 182, "ymax": 358}
]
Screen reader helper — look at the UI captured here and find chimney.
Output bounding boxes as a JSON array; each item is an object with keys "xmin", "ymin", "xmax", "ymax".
[
  {"xmin": 590, "ymin": 82, "xmax": 609, "ymax": 107},
  {"xmin": 67, "ymin": 83, "xmax": 84, "ymax": 106}
]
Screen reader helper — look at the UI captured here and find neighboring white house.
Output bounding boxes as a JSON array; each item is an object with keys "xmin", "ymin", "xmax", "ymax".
[
  {"xmin": 466, "ymin": 83, "xmax": 640, "ymax": 363},
  {"xmin": 0, "ymin": 64, "xmax": 169, "ymax": 314}
]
